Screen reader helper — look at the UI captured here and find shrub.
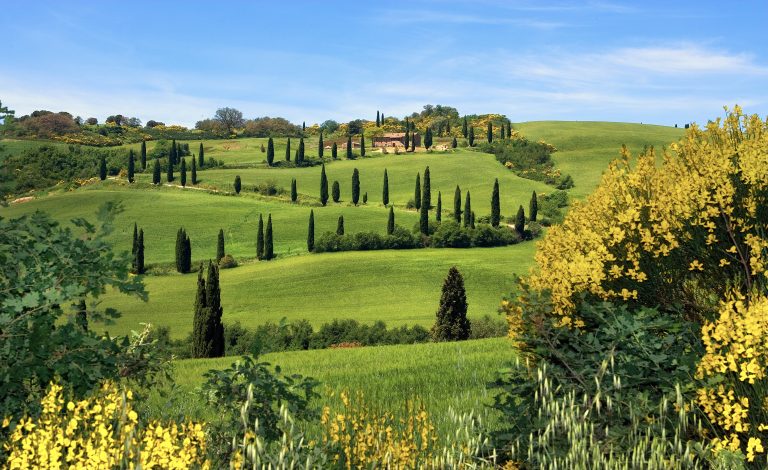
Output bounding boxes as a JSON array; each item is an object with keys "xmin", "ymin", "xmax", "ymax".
[
  {"xmin": 468, "ymin": 315, "xmax": 508, "ymax": 339},
  {"xmin": 471, "ymin": 224, "xmax": 519, "ymax": 247},
  {"xmin": 218, "ymin": 254, "xmax": 237, "ymax": 269},
  {"xmin": 431, "ymin": 220, "xmax": 471, "ymax": 248},
  {"xmin": 254, "ymin": 179, "xmax": 281, "ymax": 196}
]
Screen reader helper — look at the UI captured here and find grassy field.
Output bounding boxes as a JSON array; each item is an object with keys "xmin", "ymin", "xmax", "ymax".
[
  {"xmin": 151, "ymin": 338, "xmax": 514, "ymax": 434},
  {"xmin": 515, "ymin": 121, "xmax": 684, "ymax": 199},
  {"xmin": 101, "ymin": 244, "xmax": 533, "ymax": 339}
]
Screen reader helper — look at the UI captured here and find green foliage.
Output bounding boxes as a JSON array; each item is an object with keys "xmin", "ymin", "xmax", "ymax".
[
  {"xmin": 152, "ymin": 158, "xmax": 161, "ymax": 184},
  {"xmin": 99, "ymin": 156, "xmax": 107, "ymax": 180},
  {"xmin": 452, "ymin": 137, "xmax": 457, "ymax": 149},
  {"xmin": 419, "ymin": 197, "xmax": 429, "ymax": 235},
  {"xmin": 216, "ymin": 228, "xmax": 225, "ymax": 262},
  {"xmin": 424, "ymin": 127, "xmax": 433, "ymax": 149},
  {"xmin": 318, "ymin": 132, "xmax": 324, "ymax": 158},
  {"xmin": 307, "ymin": 210, "xmax": 315, "ymax": 252},
  {"xmin": 256, "ymin": 214, "xmax": 264, "ymax": 260},
  {"xmin": 332, "ymin": 180, "xmax": 341, "ymax": 203},
  {"xmin": 332, "ymin": 142, "xmax": 338, "ymax": 159},
  {"xmin": 462, "ymin": 117, "xmax": 468, "ymax": 138},
  {"xmin": 351, "ymin": 168, "xmax": 360, "ymax": 205},
  {"xmin": 179, "ymin": 158, "xmax": 186, "ymax": 187},
  {"xmin": 0, "ymin": 206, "xmax": 151, "ymax": 424},
  {"xmin": 436, "ymin": 191, "xmax": 442, "ymax": 222},
  {"xmin": 487, "ymin": 122, "xmax": 492, "ymax": 143},
  {"xmin": 218, "ymin": 254, "xmax": 237, "ymax": 269},
  {"xmin": 414, "ymin": 172, "xmax": 421, "ymax": 210},
  {"xmin": 166, "ymin": 153, "xmax": 174, "ymax": 182},
  {"xmin": 297, "ymin": 137, "xmax": 305, "ymax": 165},
  {"xmin": 529, "ymin": 190, "xmax": 538, "ymax": 222},
  {"xmin": 515, "ymin": 205, "xmax": 525, "ymax": 235},
  {"xmin": 319, "ymin": 164, "xmax": 329, "ymax": 206},
  {"xmin": 290, "ymin": 178, "xmax": 297, "ymax": 202},
  {"xmin": 191, "ymin": 157, "xmax": 197, "ymax": 185},
  {"xmin": 431, "ymin": 267, "xmax": 471, "ymax": 341},
  {"xmin": 191, "ymin": 262, "xmax": 225, "ymax": 359},
  {"xmin": 387, "ymin": 206, "xmax": 395, "ymax": 235},
  {"xmin": 201, "ymin": 355, "xmax": 318, "ymax": 464},
  {"xmin": 314, "ymin": 226, "xmax": 420, "ymax": 253},
  {"xmin": 285, "ymin": 137, "xmax": 291, "ymax": 162},
  {"xmin": 336, "ymin": 215, "xmax": 345, "ymax": 235},
  {"xmin": 140, "ymin": 141, "xmax": 147, "ymax": 170},
  {"xmin": 463, "ymin": 191, "xmax": 471, "ymax": 227},
  {"xmin": 360, "ymin": 133, "xmax": 365, "ymax": 157},
  {"xmin": 423, "ymin": 166, "xmax": 431, "ymax": 209},
  {"xmin": 198, "ymin": 142, "xmax": 205, "ymax": 168},
  {"xmin": 469, "ymin": 126, "xmax": 475, "ymax": 147},
  {"xmin": 5, "ymin": 145, "xmax": 117, "ymax": 192},
  {"xmin": 127, "ymin": 150, "xmax": 135, "ymax": 183},
  {"xmin": 480, "ymin": 139, "xmax": 573, "ymax": 189},
  {"xmin": 266, "ymin": 137, "xmax": 274, "ymax": 165},
  {"xmin": 233, "ymin": 174, "xmax": 241, "ymax": 194},
  {"xmin": 264, "ymin": 214, "xmax": 274, "ymax": 260},
  {"xmin": 454, "ymin": 185, "xmax": 462, "ymax": 223},
  {"xmin": 175, "ymin": 227, "xmax": 191, "ymax": 273},
  {"xmin": 346, "ymin": 136, "xmax": 353, "ymax": 159},
  {"xmin": 490, "ymin": 178, "xmax": 500, "ymax": 227}
]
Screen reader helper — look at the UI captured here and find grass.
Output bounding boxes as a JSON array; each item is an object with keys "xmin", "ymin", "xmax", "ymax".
[
  {"xmin": 101, "ymin": 244, "xmax": 534, "ymax": 339},
  {"xmin": 514, "ymin": 121, "xmax": 684, "ymax": 199},
  {"xmin": 153, "ymin": 337, "xmax": 514, "ymax": 435}
]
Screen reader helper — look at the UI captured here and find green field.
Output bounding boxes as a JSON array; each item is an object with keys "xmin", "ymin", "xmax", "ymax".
[{"xmin": 154, "ymin": 338, "xmax": 513, "ymax": 434}]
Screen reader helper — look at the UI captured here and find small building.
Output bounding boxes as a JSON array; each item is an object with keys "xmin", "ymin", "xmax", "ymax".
[{"xmin": 372, "ymin": 132, "xmax": 421, "ymax": 148}]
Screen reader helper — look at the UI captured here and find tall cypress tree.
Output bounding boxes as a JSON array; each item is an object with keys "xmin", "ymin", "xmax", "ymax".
[
  {"xmin": 471, "ymin": 211, "xmax": 476, "ymax": 229},
  {"xmin": 424, "ymin": 128, "xmax": 433, "ymax": 150},
  {"xmin": 302, "ymin": 121, "xmax": 306, "ymax": 133},
  {"xmin": 360, "ymin": 133, "xmax": 365, "ymax": 157},
  {"xmin": 320, "ymin": 164, "xmax": 329, "ymax": 206},
  {"xmin": 267, "ymin": 137, "xmax": 275, "ymax": 166},
  {"xmin": 180, "ymin": 158, "xmax": 187, "ymax": 187},
  {"xmin": 183, "ymin": 231, "xmax": 192, "ymax": 273},
  {"xmin": 436, "ymin": 191, "xmax": 442, "ymax": 222},
  {"xmin": 233, "ymin": 175, "xmax": 241, "ymax": 194},
  {"xmin": 405, "ymin": 128, "xmax": 411, "ymax": 151},
  {"xmin": 363, "ymin": 192, "xmax": 367, "ymax": 204},
  {"xmin": 454, "ymin": 185, "xmax": 462, "ymax": 223},
  {"xmin": 423, "ymin": 166, "xmax": 431, "ymax": 209},
  {"xmin": 198, "ymin": 142, "xmax": 205, "ymax": 167},
  {"xmin": 176, "ymin": 228, "xmax": 191, "ymax": 273},
  {"xmin": 414, "ymin": 173, "xmax": 421, "ymax": 210},
  {"xmin": 140, "ymin": 141, "xmax": 147, "ymax": 170},
  {"xmin": 381, "ymin": 112, "xmax": 384, "ymax": 124},
  {"xmin": 128, "ymin": 150, "xmax": 135, "ymax": 183},
  {"xmin": 136, "ymin": 229, "xmax": 144, "ymax": 274},
  {"xmin": 507, "ymin": 121, "xmax": 512, "ymax": 138},
  {"xmin": 170, "ymin": 139, "xmax": 178, "ymax": 165},
  {"xmin": 463, "ymin": 191, "xmax": 471, "ymax": 227},
  {"xmin": 205, "ymin": 262, "xmax": 225, "ymax": 357},
  {"xmin": 166, "ymin": 155, "xmax": 174, "ymax": 182},
  {"xmin": 499, "ymin": 123, "xmax": 505, "ymax": 140},
  {"xmin": 468, "ymin": 126, "xmax": 475, "ymax": 147},
  {"xmin": 529, "ymin": 191, "xmax": 538, "ymax": 222},
  {"xmin": 462, "ymin": 117, "xmax": 468, "ymax": 138},
  {"xmin": 351, "ymin": 168, "xmax": 360, "ymax": 205},
  {"xmin": 291, "ymin": 178, "xmax": 297, "ymax": 202},
  {"xmin": 191, "ymin": 157, "xmax": 197, "ymax": 185},
  {"xmin": 152, "ymin": 158, "xmax": 160, "ymax": 184},
  {"xmin": 487, "ymin": 122, "xmax": 493, "ymax": 143},
  {"xmin": 132, "ymin": 223, "xmax": 138, "ymax": 257},
  {"xmin": 419, "ymin": 193, "xmax": 429, "ymax": 235},
  {"xmin": 329, "ymin": 141, "xmax": 336, "ymax": 159},
  {"xmin": 431, "ymin": 266, "xmax": 471, "ymax": 341},
  {"xmin": 99, "ymin": 156, "xmax": 107, "ymax": 180},
  {"xmin": 307, "ymin": 210, "xmax": 315, "ymax": 252},
  {"xmin": 451, "ymin": 137, "xmax": 457, "ymax": 148},
  {"xmin": 336, "ymin": 215, "xmax": 344, "ymax": 235},
  {"xmin": 256, "ymin": 214, "xmax": 264, "ymax": 260},
  {"xmin": 285, "ymin": 137, "xmax": 291, "ymax": 162},
  {"xmin": 515, "ymin": 206, "xmax": 526, "ymax": 235},
  {"xmin": 382, "ymin": 169, "xmax": 389, "ymax": 206},
  {"xmin": 191, "ymin": 264, "xmax": 208, "ymax": 358},
  {"xmin": 216, "ymin": 228, "xmax": 225, "ymax": 263},
  {"xmin": 298, "ymin": 138, "xmax": 305, "ymax": 165},
  {"xmin": 491, "ymin": 178, "xmax": 500, "ymax": 227},
  {"xmin": 387, "ymin": 206, "xmax": 395, "ymax": 235},
  {"xmin": 318, "ymin": 132, "xmax": 324, "ymax": 158},
  {"xmin": 264, "ymin": 214, "xmax": 274, "ymax": 260},
  {"xmin": 346, "ymin": 136, "xmax": 353, "ymax": 159},
  {"xmin": 332, "ymin": 181, "xmax": 340, "ymax": 203},
  {"xmin": 376, "ymin": 111, "xmax": 380, "ymax": 127}
]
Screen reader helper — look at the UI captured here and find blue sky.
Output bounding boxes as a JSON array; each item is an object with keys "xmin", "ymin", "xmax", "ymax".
[{"xmin": 3, "ymin": 1, "xmax": 767, "ymax": 127}]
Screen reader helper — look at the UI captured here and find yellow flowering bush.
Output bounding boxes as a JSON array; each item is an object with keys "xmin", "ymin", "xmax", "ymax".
[
  {"xmin": 519, "ymin": 106, "xmax": 768, "ymax": 329},
  {"xmin": 3, "ymin": 382, "xmax": 209, "ymax": 469},
  {"xmin": 696, "ymin": 294, "xmax": 768, "ymax": 463}
]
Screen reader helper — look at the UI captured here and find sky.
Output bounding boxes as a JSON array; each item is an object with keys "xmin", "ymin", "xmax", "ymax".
[{"xmin": 3, "ymin": 1, "xmax": 768, "ymax": 127}]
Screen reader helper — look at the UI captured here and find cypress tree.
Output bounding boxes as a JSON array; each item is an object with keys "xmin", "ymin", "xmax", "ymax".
[
  {"xmin": 500, "ymin": 123, "xmax": 505, "ymax": 140},
  {"xmin": 99, "ymin": 156, "xmax": 107, "ymax": 180},
  {"xmin": 234, "ymin": 175, "xmax": 241, "ymax": 194},
  {"xmin": 451, "ymin": 137, "xmax": 457, "ymax": 148},
  {"xmin": 302, "ymin": 121, "xmax": 306, "ymax": 133},
  {"xmin": 414, "ymin": 173, "xmax": 421, "ymax": 210},
  {"xmin": 320, "ymin": 164, "xmax": 329, "ymax": 206},
  {"xmin": 515, "ymin": 206, "xmax": 525, "ymax": 235},
  {"xmin": 381, "ymin": 112, "xmax": 384, "ymax": 123},
  {"xmin": 529, "ymin": 191, "xmax": 538, "ymax": 222},
  {"xmin": 463, "ymin": 191, "xmax": 471, "ymax": 227},
  {"xmin": 198, "ymin": 142, "xmax": 205, "ymax": 168},
  {"xmin": 360, "ymin": 133, "xmax": 365, "ymax": 157},
  {"xmin": 191, "ymin": 264, "xmax": 208, "ymax": 358},
  {"xmin": 471, "ymin": 211, "xmax": 476, "ymax": 229},
  {"xmin": 346, "ymin": 136, "xmax": 353, "ymax": 159},
  {"xmin": 264, "ymin": 214, "xmax": 274, "ymax": 260},
  {"xmin": 419, "ymin": 194, "xmax": 429, "ymax": 235},
  {"xmin": 132, "ymin": 222, "xmax": 138, "ymax": 257},
  {"xmin": 256, "ymin": 214, "xmax": 264, "ymax": 260},
  {"xmin": 285, "ymin": 137, "xmax": 291, "ymax": 161},
  {"xmin": 336, "ymin": 215, "xmax": 344, "ymax": 235},
  {"xmin": 424, "ymin": 128, "xmax": 433, "ymax": 150},
  {"xmin": 431, "ymin": 266, "xmax": 471, "ymax": 341},
  {"xmin": 191, "ymin": 157, "xmax": 197, "ymax": 185},
  {"xmin": 172, "ymin": 139, "xmax": 179, "ymax": 165},
  {"xmin": 318, "ymin": 132, "xmax": 324, "ymax": 158},
  {"xmin": 175, "ymin": 228, "xmax": 183, "ymax": 272},
  {"xmin": 267, "ymin": 137, "xmax": 275, "ymax": 165},
  {"xmin": 423, "ymin": 166, "xmax": 431, "ymax": 209},
  {"xmin": 298, "ymin": 138, "xmax": 305, "ymax": 165},
  {"xmin": 387, "ymin": 206, "xmax": 395, "ymax": 235},
  {"xmin": 291, "ymin": 178, "xmax": 297, "ymax": 202},
  {"xmin": 128, "ymin": 150, "xmax": 135, "ymax": 183},
  {"xmin": 351, "ymin": 168, "xmax": 360, "ymax": 205},
  {"xmin": 140, "ymin": 141, "xmax": 147, "ymax": 170},
  {"xmin": 382, "ymin": 169, "xmax": 389, "ymax": 206},
  {"xmin": 436, "ymin": 191, "xmax": 442, "ymax": 222},
  {"xmin": 468, "ymin": 126, "xmax": 475, "ymax": 147},
  {"xmin": 491, "ymin": 178, "xmax": 500, "ymax": 227},
  {"xmin": 507, "ymin": 121, "xmax": 512, "ymax": 138},
  {"xmin": 216, "ymin": 228, "xmax": 225, "ymax": 263},
  {"xmin": 405, "ymin": 128, "xmax": 411, "ymax": 151},
  {"xmin": 180, "ymin": 158, "xmax": 187, "ymax": 187},
  {"xmin": 376, "ymin": 111, "xmax": 380, "ymax": 127},
  {"xmin": 183, "ymin": 232, "xmax": 192, "ymax": 274},
  {"xmin": 454, "ymin": 185, "xmax": 462, "ymax": 223},
  {"xmin": 363, "ymin": 192, "xmax": 368, "ymax": 204},
  {"xmin": 152, "ymin": 158, "xmax": 160, "ymax": 184},
  {"xmin": 462, "ymin": 117, "xmax": 468, "ymax": 138},
  {"xmin": 166, "ymin": 155, "xmax": 174, "ymax": 182},
  {"xmin": 136, "ymin": 229, "xmax": 145, "ymax": 275},
  {"xmin": 205, "ymin": 262, "xmax": 225, "ymax": 357},
  {"xmin": 332, "ymin": 181, "xmax": 340, "ymax": 203},
  {"xmin": 332, "ymin": 142, "xmax": 338, "ymax": 159},
  {"xmin": 487, "ymin": 122, "xmax": 493, "ymax": 143},
  {"xmin": 307, "ymin": 210, "xmax": 315, "ymax": 252}
]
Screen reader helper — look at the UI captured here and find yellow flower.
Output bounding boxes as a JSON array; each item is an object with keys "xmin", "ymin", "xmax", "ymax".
[{"xmin": 689, "ymin": 259, "xmax": 704, "ymax": 271}]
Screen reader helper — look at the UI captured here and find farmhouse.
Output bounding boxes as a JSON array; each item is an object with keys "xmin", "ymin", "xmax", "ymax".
[{"xmin": 372, "ymin": 132, "xmax": 421, "ymax": 148}]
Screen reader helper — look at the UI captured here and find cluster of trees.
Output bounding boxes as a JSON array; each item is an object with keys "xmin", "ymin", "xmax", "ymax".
[{"xmin": 191, "ymin": 262, "xmax": 225, "ymax": 358}]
